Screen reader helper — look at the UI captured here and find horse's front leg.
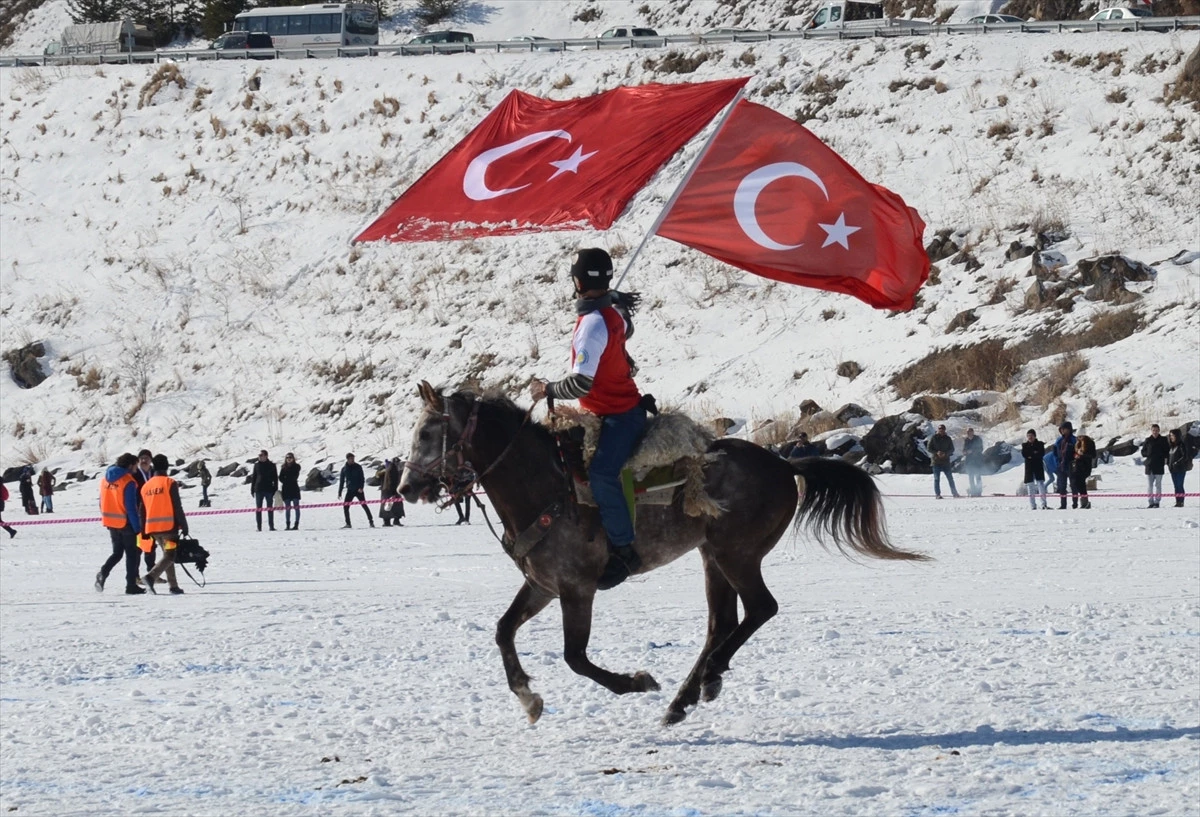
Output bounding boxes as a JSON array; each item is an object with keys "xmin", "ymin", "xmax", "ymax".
[
  {"xmin": 496, "ymin": 580, "xmax": 554, "ymax": 723},
  {"xmin": 560, "ymin": 589, "xmax": 660, "ymax": 695}
]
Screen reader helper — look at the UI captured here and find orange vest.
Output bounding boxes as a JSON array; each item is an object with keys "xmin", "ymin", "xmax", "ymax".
[
  {"xmin": 141, "ymin": 476, "xmax": 177, "ymax": 534},
  {"xmin": 99, "ymin": 472, "xmax": 134, "ymax": 529}
]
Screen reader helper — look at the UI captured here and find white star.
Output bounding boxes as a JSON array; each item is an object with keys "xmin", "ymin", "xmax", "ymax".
[
  {"xmin": 547, "ymin": 146, "xmax": 597, "ymax": 181},
  {"xmin": 818, "ymin": 212, "xmax": 861, "ymax": 250}
]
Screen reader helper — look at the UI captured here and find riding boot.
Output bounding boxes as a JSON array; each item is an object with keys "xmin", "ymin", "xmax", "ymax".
[{"xmin": 597, "ymin": 544, "xmax": 641, "ymax": 591}]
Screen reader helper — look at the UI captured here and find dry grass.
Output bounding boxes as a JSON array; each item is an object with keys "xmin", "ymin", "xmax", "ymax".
[
  {"xmin": 890, "ymin": 340, "xmax": 1022, "ymax": 398},
  {"xmin": 1033, "ymin": 351, "xmax": 1089, "ymax": 406}
]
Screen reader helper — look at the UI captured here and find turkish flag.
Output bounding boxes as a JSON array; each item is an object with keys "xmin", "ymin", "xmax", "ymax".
[
  {"xmin": 656, "ymin": 101, "xmax": 929, "ymax": 311},
  {"xmin": 354, "ymin": 78, "xmax": 748, "ymax": 243}
]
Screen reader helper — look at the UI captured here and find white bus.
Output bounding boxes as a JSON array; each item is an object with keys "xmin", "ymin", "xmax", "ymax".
[{"xmin": 233, "ymin": 3, "xmax": 379, "ymax": 49}]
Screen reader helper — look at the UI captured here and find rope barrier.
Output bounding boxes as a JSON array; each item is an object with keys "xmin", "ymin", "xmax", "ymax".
[{"xmin": 3, "ymin": 490, "xmax": 1195, "ymax": 528}]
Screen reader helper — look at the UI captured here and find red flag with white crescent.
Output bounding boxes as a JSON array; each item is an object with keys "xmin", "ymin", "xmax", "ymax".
[
  {"xmin": 354, "ymin": 78, "xmax": 748, "ymax": 243},
  {"xmin": 656, "ymin": 101, "xmax": 929, "ymax": 311}
]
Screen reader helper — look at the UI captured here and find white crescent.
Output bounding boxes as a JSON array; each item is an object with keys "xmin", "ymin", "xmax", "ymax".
[
  {"xmin": 733, "ymin": 162, "xmax": 830, "ymax": 251},
  {"xmin": 463, "ymin": 130, "xmax": 571, "ymax": 201}
]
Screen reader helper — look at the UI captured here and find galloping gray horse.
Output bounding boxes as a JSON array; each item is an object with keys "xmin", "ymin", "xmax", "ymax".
[{"xmin": 399, "ymin": 382, "xmax": 928, "ymax": 725}]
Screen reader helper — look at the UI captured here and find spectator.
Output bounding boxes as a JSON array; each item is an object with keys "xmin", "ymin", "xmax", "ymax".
[
  {"xmin": 962, "ymin": 428, "xmax": 984, "ymax": 497},
  {"xmin": 928, "ymin": 424, "xmax": 959, "ymax": 499},
  {"xmin": 198, "ymin": 461, "xmax": 212, "ymax": 507},
  {"xmin": 1053, "ymin": 422, "xmax": 1077, "ymax": 509},
  {"xmin": 37, "ymin": 468, "xmax": 56, "ymax": 513},
  {"xmin": 1141, "ymin": 424, "xmax": 1169, "ymax": 508},
  {"xmin": 380, "ymin": 458, "xmax": 404, "ymax": 527},
  {"xmin": 783, "ymin": 432, "xmax": 819, "ymax": 459},
  {"xmin": 18, "ymin": 466, "xmax": 36, "ymax": 514},
  {"xmin": 132, "ymin": 449, "xmax": 157, "ymax": 578},
  {"xmin": 1167, "ymin": 429, "xmax": 1191, "ymax": 508},
  {"xmin": 1022, "ymin": 429, "xmax": 1048, "ymax": 510},
  {"xmin": 1071, "ymin": 435, "xmax": 1096, "ymax": 510},
  {"xmin": 279, "ymin": 452, "xmax": 302, "ymax": 530},
  {"xmin": 95, "ymin": 453, "xmax": 144, "ymax": 595},
  {"xmin": 0, "ymin": 482, "xmax": 17, "ymax": 537},
  {"xmin": 140, "ymin": 453, "xmax": 188, "ymax": 595},
  {"xmin": 250, "ymin": 450, "xmax": 279, "ymax": 531},
  {"xmin": 452, "ymin": 471, "xmax": 473, "ymax": 526},
  {"xmin": 338, "ymin": 453, "xmax": 374, "ymax": 529}
]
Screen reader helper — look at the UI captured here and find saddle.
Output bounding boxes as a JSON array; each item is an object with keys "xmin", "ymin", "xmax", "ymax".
[{"xmin": 545, "ymin": 407, "xmax": 722, "ymax": 520}]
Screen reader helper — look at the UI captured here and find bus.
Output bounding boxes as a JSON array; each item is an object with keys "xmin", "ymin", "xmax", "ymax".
[{"xmin": 233, "ymin": 3, "xmax": 379, "ymax": 49}]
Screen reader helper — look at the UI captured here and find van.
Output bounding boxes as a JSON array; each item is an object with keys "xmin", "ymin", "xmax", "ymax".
[
  {"xmin": 57, "ymin": 20, "xmax": 156, "ymax": 55},
  {"xmin": 805, "ymin": 1, "xmax": 884, "ymax": 29}
]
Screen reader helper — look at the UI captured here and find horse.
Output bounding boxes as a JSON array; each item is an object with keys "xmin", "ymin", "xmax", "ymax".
[{"xmin": 399, "ymin": 381, "xmax": 929, "ymax": 725}]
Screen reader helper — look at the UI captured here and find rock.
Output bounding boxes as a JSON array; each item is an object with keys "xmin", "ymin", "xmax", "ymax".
[
  {"xmin": 305, "ymin": 467, "xmax": 334, "ymax": 491},
  {"xmin": 836, "ymin": 361, "xmax": 863, "ymax": 380},
  {"xmin": 1023, "ymin": 279, "xmax": 1048, "ymax": 311},
  {"xmin": 216, "ymin": 462, "xmax": 239, "ymax": 477},
  {"xmin": 1, "ymin": 466, "xmax": 25, "ymax": 483},
  {"xmin": 944, "ymin": 308, "xmax": 978, "ymax": 334},
  {"xmin": 909, "ymin": 395, "xmax": 964, "ymax": 420},
  {"xmin": 981, "ymin": 441, "xmax": 1013, "ymax": 475},
  {"xmin": 925, "ymin": 230, "xmax": 958, "ymax": 262},
  {"xmin": 1175, "ymin": 420, "xmax": 1200, "ymax": 458},
  {"xmin": 1077, "ymin": 255, "xmax": 1156, "ymax": 285},
  {"xmin": 232, "ymin": 466, "xmax": 247, "ymax": 478},
  {"xmin": 823, "ymin": 433, "xmax": 859, "ymax": 457},
  {"xmin": 1032, "ymin": 250, "xmax": 1068, "ymax": 279},
  {"xmin": 1005, "ymin": 240, "xmax": 1036, "ymax": 261},
  {"xmin": 798, "ymin": 399, "xmax": 822, "ymax": 417},
  {"xmin": 3, "ymin": 341, "xmax": 48, "ymax": 389},
  {"xmin": 1105, "ymin": 438, "xmax": 1137, "ymax": 458},
  {"xmin": 833, "ymin": 403, "xmax": 871, "ymax": 424},
  {"xmin": 842, "ymin": 449, "xmax": 866, "ymax": 465},
  {"xmin": 861, "ymin": 414, "xmax": 930, "ymax": 474},
  {"xmin": 1036, "ymin": 228, "xmax": 1071, "ymax": 249},
  {"xmin": 66, "ymin": 470, "xmax": 86, "ymax": 481},
  {"xmin": 949, "ymin": 249, "xmax": 982, "ymax": 271}
]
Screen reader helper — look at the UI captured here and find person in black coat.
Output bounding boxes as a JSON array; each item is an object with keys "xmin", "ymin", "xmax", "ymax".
[
  {"xmin": 250, "ymin": 450, "xmax": 279, "ymax": 531},
  {"xmin": 1053, "ymin": 422, "xmax": 1077, "ymax": 509},
  {"xmin": 1021, "ymin": 429, "xmax": 1047, "ymax": 510},
  {"xmin": 380, "ymin": 458, "xmax": 404, "ymax": 527},
  {"xmin": 279, "ymin": 452, "xmax": 302, "ymax": 530},
  {"xmin": 338, "ymin": 453, "xmax": 374, "ymax": 528},
  {"xmin": 1070, "ymin": 436, "xmax": 1095, "ymax": 510},
  {"xmin": 1166, "ymin": 429, "xmax": 1192, "ymax": 508},
  {"xmin": 18, "ymin": 466, "xmax": 36, "ymax": 515},
  {"xmin": 1141, "ymin": 424, "xmax": 1170, "ymax": 508}
]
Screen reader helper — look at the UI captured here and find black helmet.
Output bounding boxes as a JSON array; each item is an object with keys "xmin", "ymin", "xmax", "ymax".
[{"xmin": 570, "ymin": 248, "xmax": 613, "ymax": 289}]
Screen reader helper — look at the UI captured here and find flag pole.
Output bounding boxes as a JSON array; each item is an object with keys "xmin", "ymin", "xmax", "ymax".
[{"xmin": 612, "ymin": 87, "xmax": 745, "ymax": 292}]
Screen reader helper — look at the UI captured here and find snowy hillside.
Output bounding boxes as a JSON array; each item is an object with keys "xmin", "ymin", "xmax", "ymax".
[{"xmin": 0, "ymin": 9, "xmax": 1198, "ymax": 473}]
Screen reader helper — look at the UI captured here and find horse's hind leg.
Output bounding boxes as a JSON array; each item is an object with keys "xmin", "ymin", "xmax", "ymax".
[
  {"xmin": 699, "ymin": 562, "xmax": 778, "ymax": 701},
  {"xmin": 496, "ymin": 581, "xmax": 554, "ymax": 723},
  {"xmin": 561, "ymin": 589, "xmax": 660, "ymax": 695},
  {"xmin": 664, "ymin": 550, "xmax": 739, "ymax": 725}
]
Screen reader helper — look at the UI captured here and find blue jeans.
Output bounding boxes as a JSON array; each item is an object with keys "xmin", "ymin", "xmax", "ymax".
[
  {"xmin": 1170, "ymin": 472, "xmax": 1186, "ymax": 505},
  {"xmin": 588, "ymin": 405, "xmax": 647, "ymax": 548},
  {"xmin": 933, "ymin": 465, "xmax": 959, "ymax": 498},
  {"xmin": 254, "ymin": 491, "xmax": 275, "ymax": 530},
  {"xmin": 967, "ymin": 468, "xmax": 983, "ymax": 497},
  {"xmin": 283, "ymin": 498, "xmax": 300, "ymax": 527}
]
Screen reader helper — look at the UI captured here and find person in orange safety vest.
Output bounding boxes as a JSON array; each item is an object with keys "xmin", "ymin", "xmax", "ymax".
[
  {"xmin": 140, "ymin": 454, "xmax": 189, "ymax": 595},
  {"xmin": 96, "ymin": 452, "xmax": 145, "ymax": 595}
]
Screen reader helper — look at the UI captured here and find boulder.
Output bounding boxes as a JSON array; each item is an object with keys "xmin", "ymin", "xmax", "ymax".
[
  {"xmin": 1, "ymin": 466, "xmax": 25, "ymax": 483},
  {"xmin": 66, "ymin": 470, "xmax": 87, "ymax": 481},
  {"xmin": 822, "ymin": 433, "xmax": 859, "ymax": 457},
  {"xmin": 909, "ymin": 395, "xmax": 964, "ymax": 420},
  {"xmin": 216, "ymin": 461, "xmax": 239, "ymax": 477},
  {"xmin": 1077, "ymin": 255, "xmax": 1156, "ymax": 285},
  {"xmin": 1005, "ymin": 240, "xmax": 1036, "ymax": 261},
  {"xmin": 944, "ymin": 308, "xmax": 978, "ymax": 334},
  {"xmin": 231, "ymin": 466, "xmax": 247, "ymax": 478},
  {"xmin": 305, "ymin": 466, "xmax": 335, "ymax": 491},
  {"xmin": 925, "ymin": 230, "xmax": 958, "ymax": 262},
  {"xmin": 4, "ymin": 341, "xmax": 48, "ymax": 389},
  {"xmin": 833, "ymin": 403, "xmax": 871, "ymax": 424},
  {"xmin": 949, "ymin": 249, "xmax": 982, "ymax": 271},
  {"xmin": 1105, "ymin": 438, "xmax": 1137, "ymax": 458},
  {"xmin": 1023, "ymin": 279, "xmax": 1048, "ymax": 311},
  {"xmin": 861, "ymin": 414, "xmax": 930, "ymax": 474},
  {"xmin": 836, "ymin": 361, "xmax": 863, "ymax": 380},
  {"xmin": 1175, "ymin": 420, "xmax": 1200, "ymax": 457},
  {"xmin": 1081, "ymin": 262, "xmax": 1141, "ymax": 305},
  {"xmin": 1032, "ymin": 250, "xmax": 1068, "ymax": 279},
  {"xmin": 981, "ymin": 441, "xmax": 1013, "ymax": 475},
  {"xmin": 798, "ymin": 399, "xmax": 822, "ymax": 417}
]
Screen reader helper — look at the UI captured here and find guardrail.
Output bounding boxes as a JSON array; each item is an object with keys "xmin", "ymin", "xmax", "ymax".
[{"xmin": 3, "ymin": 17, "xmax": 1197, "ymax": 68}]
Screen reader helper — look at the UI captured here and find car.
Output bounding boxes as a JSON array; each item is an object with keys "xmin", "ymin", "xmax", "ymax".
[
  {"xmin": 507, "ymin": 35, "xmax": 561, "ymax": 52},
  {"xmin": 704, "ymin": 27, "xmax": 753, "ymax": 35},
  {"xmin": 407, "ymin": 29, "xmax": 475, "ymax": 52},
  {"xmin": 966, "ymin": 14, "xmax": 1026, "ymax": 23},
  {"xmin": 210, "ymin": 31, "xmax": 275, "ymax": 58},
  {"xmin": 598, "ymin": 26, "xmax": 658, "ymax": 38},
  {"xmin": 1089, "ymin": 6, "xmax": 1152, "ymax": 20}
]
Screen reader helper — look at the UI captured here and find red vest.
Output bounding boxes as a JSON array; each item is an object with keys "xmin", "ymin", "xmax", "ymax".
[
  {"xmin": 576, "ymin": 307, "xmax": 641, "ymax": 416},
  {"xmin": 100, "ymin": 472, "xmax": 134, "ymax": 530}
]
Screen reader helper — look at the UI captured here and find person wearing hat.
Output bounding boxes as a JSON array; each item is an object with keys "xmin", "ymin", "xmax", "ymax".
[
  {"xmin": 530, "ymin": 248, "xmax": 647, "ymax": 589},
  {"xmin": 1053, "ymin": 422, "xmax": 1077, "ymax": 509},
  {"xmin": 140, "ymin": 454, "xmax": 188, "ymax": 595}
]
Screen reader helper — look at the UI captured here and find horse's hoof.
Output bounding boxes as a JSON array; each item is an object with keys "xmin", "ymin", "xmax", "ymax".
[
  {"xmin": 662, "ymin": 706, "xmax": 688, "ymax": 726},
  {"xmin": 633, "ymin": 671, "xmax": 660, "ymax": 693},
  {"xmin": 701, "ymin": 676, "xmax": 723, "ymax": 703},
  {"xmin": 524, "ymin": 694, "xmax": 544, "ymax": 724}
]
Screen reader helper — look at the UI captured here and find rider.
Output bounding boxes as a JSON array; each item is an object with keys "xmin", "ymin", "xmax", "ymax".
[{"xmin": 530, "ymin": 248, "xmax": 646, "ymax": 588}]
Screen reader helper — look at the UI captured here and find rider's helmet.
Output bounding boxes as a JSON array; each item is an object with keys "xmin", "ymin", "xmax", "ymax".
[{"xmin": 570, "ymin": 248, "xmax": 613, "ymax": 290}]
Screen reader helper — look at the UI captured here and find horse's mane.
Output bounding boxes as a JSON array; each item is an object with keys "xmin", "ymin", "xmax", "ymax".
[{"xmin": 446, "ymin": 388, "xmax": 555, "ymax": 446}]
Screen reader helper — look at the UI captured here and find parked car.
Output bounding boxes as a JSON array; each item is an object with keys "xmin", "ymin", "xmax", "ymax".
[
  {"xmin": 210, "ymin": 31, "xmax": 275, "ymax": 58},
  {"xmin": 408, "ymin": 30, "xmax": 475, "ymax": 51},
  {"xmin": 507, "ymin": 35, "xmax": 561, "ymax": 52},
  {"xmin": 598, "ymin": 26, "xmax": 658, "ymax": 38},
  {"xmin": 1089, "ymin": 6, "xmax": 1153, "ymax": 20},
  {"xmin": 966, "ymin": 14, "xmax": 1026, "ymax": 23}
]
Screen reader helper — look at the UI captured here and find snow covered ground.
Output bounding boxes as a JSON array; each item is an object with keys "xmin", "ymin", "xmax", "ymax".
[{"xmin": 1, "ymin": 457, "xmax": 1197, "ymax": 815}]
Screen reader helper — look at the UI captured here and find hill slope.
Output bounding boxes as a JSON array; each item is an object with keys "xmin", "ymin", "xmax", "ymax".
[{"xmin": 0, "ymin": 25, "xmax": 1197, "ymax": 471}]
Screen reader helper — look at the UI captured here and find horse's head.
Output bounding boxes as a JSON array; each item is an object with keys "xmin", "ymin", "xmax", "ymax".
[{"xmin": 399, "ymin": 380, "xmax": 474, "ymax": 504}]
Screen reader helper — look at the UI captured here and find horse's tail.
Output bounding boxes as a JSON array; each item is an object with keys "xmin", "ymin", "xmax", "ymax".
[{"xmin": 790, "ymin": 458, "xmax": 930, "ymax": 562}]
